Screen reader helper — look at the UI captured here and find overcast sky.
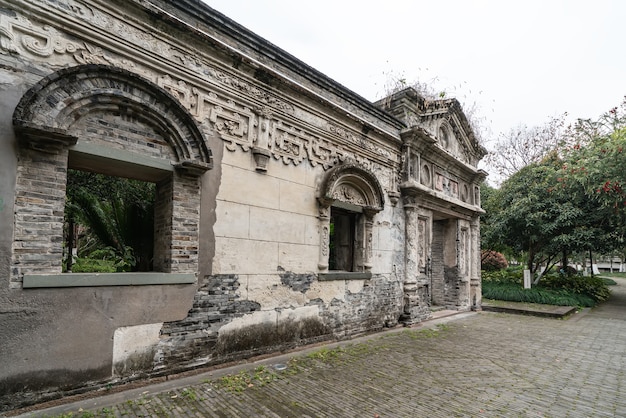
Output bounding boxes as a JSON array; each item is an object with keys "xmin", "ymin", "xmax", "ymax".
[{"xmin": 205, "ymin": 0, "xmax": 626, "ymax": 148}]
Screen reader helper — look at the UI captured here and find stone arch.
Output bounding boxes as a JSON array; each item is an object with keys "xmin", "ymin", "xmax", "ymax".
[
  {"xmin": 13, "ymin": 64, "xmax": 212, "ymax": 168},
  {"xmin": 318, "ymin": 163, "xmax": 385, "ymax": 211},
  {"xmin": 10, "ymin": 64, "xmax": 213, "ymax": 287},
  {"xmin": 317, "ymin": 163, "xmax": 384, "ymax": 273}
]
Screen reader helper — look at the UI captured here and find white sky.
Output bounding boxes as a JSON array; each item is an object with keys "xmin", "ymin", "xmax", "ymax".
[{"xmin": 205, "ymin": 0, "xmax": 626, "ymax": 148}]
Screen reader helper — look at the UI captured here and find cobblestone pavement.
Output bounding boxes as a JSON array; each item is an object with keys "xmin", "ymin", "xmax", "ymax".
[{"xmin": 16, "ymin": 278, "xmax": 626, "ymax": 418}]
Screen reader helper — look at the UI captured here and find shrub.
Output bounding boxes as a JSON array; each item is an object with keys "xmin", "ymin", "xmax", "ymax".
[
  {"xmin": 482, "ymin": 268, "xmax": 522, "ymax": 285},
  {"xmin": 70, "ymin": 257, "xmax": 116, "ymax": 273},
  {"xmin": 481, "ymin": 250, "xmax": 508, "ymax": 271},
  {"xmin": 482, "ymin": 270, "xmax": 611, "ymax": 307},
  {"xmin": 539, "ymin": 273, "xmax": 610, "ymax": 302},
  {"xmin": 482, "ymin": 282, "xmax": 596, "ymax": 307}
]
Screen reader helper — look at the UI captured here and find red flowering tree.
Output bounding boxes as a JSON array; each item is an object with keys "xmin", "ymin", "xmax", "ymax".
[
  {"xmin": 484, "ymin": 98, "xmax": 626, "ymax": 282},
  {"xmin": 560, "ymin": 98, "xmax": 626, "ymax": 213},
  {"xmin": 481, "ymin": 250, "xmax": 508, "ymax": 271}
]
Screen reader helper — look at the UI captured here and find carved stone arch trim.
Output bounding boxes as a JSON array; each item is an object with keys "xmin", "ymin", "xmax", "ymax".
[
  {"xmin": 12, "ymin": 64, "xmax": 212, "ymax": 170},
  {"xmin": 9, "ymin": 64, "xmax": 211, "ymax": 287},
  {"xmin": 316, "ymin": 163, "xmax": 384, "ymax": 274},
  {"xmin": 318, "ymin": 163, "xmax": 385, "ymax": 212}
]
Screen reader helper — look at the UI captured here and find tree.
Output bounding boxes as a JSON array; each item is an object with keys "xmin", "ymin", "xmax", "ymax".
[
  {"xmin": 483, "ymin": 115, "xmax": 567, "ymax": 184},
  {"xmin": 485, "ymin": 153, "xmax": 609, "ymax": 283},
  {"xmin": 557, "ymin": 97, "xmax": 626, "ymax": 261},
  {"xmin": 485, "ymin": 159, "xmax": 558, "ymax": 277},
  {"xmin": 479, "ymin": 181, "xmax": 507, "ymax": 253}
]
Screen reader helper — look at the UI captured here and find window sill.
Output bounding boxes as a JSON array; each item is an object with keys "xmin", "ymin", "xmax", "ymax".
[
  {"xmin": 318, "ymin": 271, "xmax": 372, "ymax": 281},
  {"xmin": 22, "ymin": 273, "xmax": 196, "ymax": 288}
]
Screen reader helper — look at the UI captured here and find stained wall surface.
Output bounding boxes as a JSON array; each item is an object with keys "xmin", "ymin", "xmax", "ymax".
[{"xmin": 0, "ymin": 0, "xmax": 486, "ymax": 411}]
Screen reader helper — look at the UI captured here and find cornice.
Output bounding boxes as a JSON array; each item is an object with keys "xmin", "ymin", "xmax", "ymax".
[
  {"xmin": 400, "ymin": 180, "xmax": 484, "ymax": 218},
  {"xmin": 134, "ymin": 0, "xmax": 406, "ymax": 137}
]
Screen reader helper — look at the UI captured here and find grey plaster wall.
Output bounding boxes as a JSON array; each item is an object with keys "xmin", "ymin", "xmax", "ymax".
[{"xmin": 0, "ymin": 285, "xmax": 196, "ymax": 405}]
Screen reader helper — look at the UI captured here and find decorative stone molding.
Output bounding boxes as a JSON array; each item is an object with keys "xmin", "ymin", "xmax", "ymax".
[
  {"xmin": 252, "ymin": 147, "xmax": 271, "ymax": 172},
  {"xmin": 13, "ymin": 64, "xmax": 213, "ymax": 166},
  {"xmin": 0, "ymin": 8, "xmax": 398, "ymax": 185},
  {"xmin": 174, "ymin": 160, "xmax": 213, "ymax": 177},
  {"xmin": 156, "ymin": 73, "xmax": 392, "ymax": 177},
  {"xmin": 73, "ymin": 42, "xmax": 137, "ymax": 70},
  {"xmin": 317, "ymin": 163, "xmax": 385, "ymax": 272},
  {"xmin": 12, "ymin": 121, "xmax": 78, "ymax": 154},
  {"xmin": 0, "ymin": 13, "xmax": 81, "ymax": 57},
  {"xmin": 387, "ymin": 190, "xmax": 400, "ymax": 206},
  {"xmin": 328, "ymin": 122, "xmax": 393, "ymax": 160},
  {"xmin": 318, "ymin": 163, "xmax": 385, "ymax": 212}
]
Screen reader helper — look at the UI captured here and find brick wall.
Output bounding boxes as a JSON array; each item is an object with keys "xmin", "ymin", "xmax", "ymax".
[
  {"xmin": 154, "ymin": 273, "xmax": 403, "ymax": 374},
  {"xmin": 11, "ymin": 147, "xmax": 69, "ymax": 286}
]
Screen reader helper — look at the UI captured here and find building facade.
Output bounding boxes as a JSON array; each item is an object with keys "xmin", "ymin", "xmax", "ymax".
[{"xmin": 0, "ymin": 0, "xmax": 486, "ymax": 410}]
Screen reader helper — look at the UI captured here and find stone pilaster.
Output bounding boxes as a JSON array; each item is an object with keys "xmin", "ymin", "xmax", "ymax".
[
  {"xmin": 470, "ymin": 216, "xmax": 482, "ymax": 310},
  {"xmin": 400, "ymin": 197, "xmax": 427, "ymax": 325},
  {"xmin": 361, "ymin": 209, "xmax": 376, "ymax": 271},
  {"xmin": 317, "ymin": 205, "xmax": 331, "ymax": 272}
]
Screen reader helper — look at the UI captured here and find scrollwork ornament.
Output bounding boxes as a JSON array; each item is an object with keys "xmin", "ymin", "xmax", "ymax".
[
  {"xmin": 0, "ymin": 14, "xmax": 81, "ymax": 57},
  {"xmin": 321, "ymin": 225, "xmax": 330, "ymax": 257}
]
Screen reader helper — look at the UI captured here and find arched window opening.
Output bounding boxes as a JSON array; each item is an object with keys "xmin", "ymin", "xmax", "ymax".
[
  {"xmin": 11, "ymin": 64, "xmax": 212, "ymax": 288},
  {"xmin": 317, "ymin": 163, "xmax": 384, "ymax": 276},
  {"xmin": 329, "ymin": 207, "xmax": 358, "ymax": 272},
  {"xmin": 64, "ymin": 169, "xmax": 156, "ymax": 273}
]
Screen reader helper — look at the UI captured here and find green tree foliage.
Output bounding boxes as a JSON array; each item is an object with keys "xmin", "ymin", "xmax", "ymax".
[
  {"xmin": 483, "ymin": 98, "xmax": 626, "ymax": 281},
  {"xmin": 557, "ymin": 98, "xmax": 626, "ymax": 259},
  {"xmin": 484, "ymin": 154, "xmax": 610, "ymax": 282},
  {"xmin": 560, "ymin": 98, "xmax": 626, "ymax": 218},
  {"xmin": 479, "ymin": 181, "xmax": 504, "ymax": 252},
  {"xmin": 65, "ymin": 170, "xmax": 155, "ymax": 272}
]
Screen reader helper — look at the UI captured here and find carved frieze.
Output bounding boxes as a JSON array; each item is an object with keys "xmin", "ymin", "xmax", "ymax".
[
  {"xmin": 328, "ymin": 123, "xmax": 393, "ymax": 160},
  {"xmin": 332, "ymin": 184, "xmax": 366, "ymax": 206},
  {"xmin": 270, "ymin": 121, "xmax": 306, "ymax": 166},
  {"xmin": 435, "ymin": 172, "xmax": 458, "ymax": 199},
  {"xmin": 205, "ymin": 67, "xmax": 295, "ymax": 115},
  {"xmin": 460, "ymin": 183, "xmax": 470, "ymax": 203},
  {"xmin": 209, "ymin": 102, "xmax": 254, "ymax": 152},
  {"xmin": 156, "ymin": 77, "xmax": 257, "ymax": 153},
  {"xmin": 0, "ymin": 13, "xmax": 80, "ymax": 57},
  {"xmin": 1, "ymin": 6, "xmax": 397, "ymax": 193}
]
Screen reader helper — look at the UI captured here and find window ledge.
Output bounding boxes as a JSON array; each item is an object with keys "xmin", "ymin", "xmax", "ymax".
[
  {"xmin": 318, "ymin": 271, "xmax": 372, "ymax": 281},
  {"xmin": 22, "ymin": 273, "xmax": 196, "ymax": 288}
]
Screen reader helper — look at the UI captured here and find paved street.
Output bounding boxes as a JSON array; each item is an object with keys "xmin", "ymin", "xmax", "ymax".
[{"xmin": 15, "ymin": 278, "xmax": 626, "ymax": 418}]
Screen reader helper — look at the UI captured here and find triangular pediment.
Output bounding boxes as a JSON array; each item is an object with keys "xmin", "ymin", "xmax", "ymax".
[{"xmin": 375, "ymin": 88, "xmax": 486, "ymax": 167}]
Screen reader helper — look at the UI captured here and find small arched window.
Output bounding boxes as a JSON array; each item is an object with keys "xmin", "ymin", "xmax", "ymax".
[
  {"xmin": 316, "ymin": 163, "xmax": 384, "ymax": 276},
  {"xmin": 439, "ymin": 126, "xmax": 450, "ymax": 149}
]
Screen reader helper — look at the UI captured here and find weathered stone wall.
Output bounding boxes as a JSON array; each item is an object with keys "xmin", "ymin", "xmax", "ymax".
[{"xmin": 0, "ymin": 0, "xmax": 485, "ymax": 411}]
